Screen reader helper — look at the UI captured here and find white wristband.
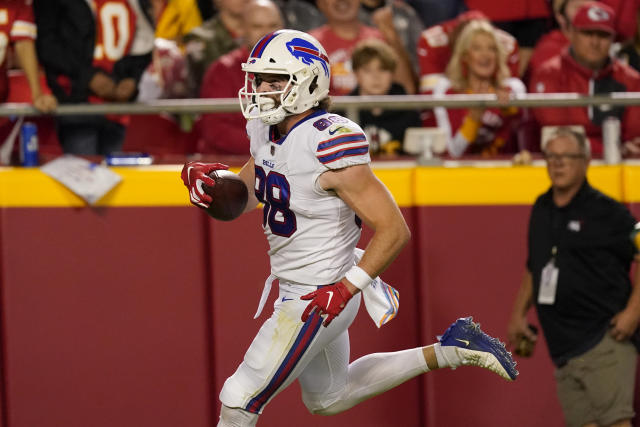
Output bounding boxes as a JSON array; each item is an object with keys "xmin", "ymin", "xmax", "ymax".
[{"xmin": 345, "ymin": 266, "xmax": 373, "ymax": 290}]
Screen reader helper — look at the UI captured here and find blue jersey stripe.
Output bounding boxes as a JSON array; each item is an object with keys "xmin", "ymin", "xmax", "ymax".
[
  {"xmin": 317, "ymin": 134, "xmax": 367, "ymax": 151},
  {"xmin": 318, "ymin": 146, "xmax": 369, "ymax": 164}
]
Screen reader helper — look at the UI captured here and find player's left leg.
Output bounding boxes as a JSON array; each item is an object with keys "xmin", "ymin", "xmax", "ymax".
[
  {"xmin": 300, "ymin": 342, "xmax": 431, "ymax": 415},
  {"xmin": 300, "ymin": 316, "xmax": 517, "ymax": 415}
]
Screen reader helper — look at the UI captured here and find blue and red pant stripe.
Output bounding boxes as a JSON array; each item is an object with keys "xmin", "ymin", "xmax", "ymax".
[{"xmin": 244, "ymin": 311, "xmax": 323, "ymax": 413}]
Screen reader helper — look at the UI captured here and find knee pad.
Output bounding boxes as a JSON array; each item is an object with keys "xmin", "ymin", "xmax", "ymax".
[{"xmin": 218, "ymin": 405, "xmax": 259, "ymax": 427}]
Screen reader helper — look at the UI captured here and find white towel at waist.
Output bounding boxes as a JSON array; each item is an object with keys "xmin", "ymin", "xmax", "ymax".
[{"xmin": 253, "ymin": 248, "xmax": 399, "ymax": 328}]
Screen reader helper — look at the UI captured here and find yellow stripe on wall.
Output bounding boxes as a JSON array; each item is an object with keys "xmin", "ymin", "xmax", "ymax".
[
  {"xmin": 0, "ymin": 166, "xmax": 241, "ymax": 207},
  {"xmin": 587, "ymin": 165, "xmax": 624, "ymax": 201},
  {"xmin": 414, "ymin": 164, "xmax": 626, "ymax": 205},
  {"xmin": 414, "ymin": 166, "xmax": 550, "ymax": 206},
  {"xmin": 0, "ymin": 167, "xmax": 84, "ymax": 207},
  {"xmin": 0, "ymin": 164, "xmax": 638, "ymax": 208},
  {"xmin": 372, "ymin": 167, "xmax": 413, "ymax": 208},
  {"xmin": 98, "ymin": 167, "xmax": 187, "ymax": 206},
  {"xmin": 624, "ymin": 165, "xmax": 640, "ymax": 203}
]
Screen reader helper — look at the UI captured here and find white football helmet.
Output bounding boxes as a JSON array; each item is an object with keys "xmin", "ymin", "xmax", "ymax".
[{"xmin": 238, "ymin": 29, "xmax": 331, "ymax": 125}]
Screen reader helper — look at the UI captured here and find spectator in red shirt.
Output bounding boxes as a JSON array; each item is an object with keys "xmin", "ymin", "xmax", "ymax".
[
  {"xmin": 530, "ymin": 1, "xmax": 640, "ymax": 157},
  {"xmin": 433, "ymin": 20, "xmax": 527, "ymax": 158},
  {"xmin": 528, "ymin": 0, "xmax": 591, "ymax": 81},
  {"xmin": 310, "ymin": 0, "xmax": 416, "ymax": 95},
  {"xmin": 197, "ymin": 0, "xmax": 283, "ymax": 154},
  {"xmin": 417, "ymin": 11, "xmax": 520, "ymax": 126},
  {"xmin": 529, "ymin": 0, "xmax": 640, "ymax": 81},
  {"xmin": 0, "ymin": 0, "xmax": 56, "ymax": 111},
  {"xmin": 417, "ymin": 11, "xmax": 520, "ymax": 95}
]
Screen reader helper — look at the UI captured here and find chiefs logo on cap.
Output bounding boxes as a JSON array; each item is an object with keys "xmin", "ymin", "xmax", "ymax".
[
  {"xmin": 572, "ymin": 1, "xmax": 615, "ymax": 34},
  {"xmin": 587, "ymin": 6, "xmax": 610, "ymax": 22}
]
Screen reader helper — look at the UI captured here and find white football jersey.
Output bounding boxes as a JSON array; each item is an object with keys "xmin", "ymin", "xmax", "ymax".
[{"xmin": 248, "ymin": 110, "xmax": 371, "ymax": 285}]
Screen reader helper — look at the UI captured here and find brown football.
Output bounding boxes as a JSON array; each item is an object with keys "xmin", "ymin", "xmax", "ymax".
[{"xmin": 202, "ymin": 170, "xmax": 249, "ymax": 221}]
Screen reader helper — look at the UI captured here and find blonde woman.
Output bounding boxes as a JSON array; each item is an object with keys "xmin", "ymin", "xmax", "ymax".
[{"xmin": 434, "ymin": 20, "xmax": 526, "ymax": 158}]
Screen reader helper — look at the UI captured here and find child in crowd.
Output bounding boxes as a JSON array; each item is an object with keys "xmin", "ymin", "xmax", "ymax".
[{"xmin": 349, "ymin": 39, "xmax": 421, "ymax": 155}]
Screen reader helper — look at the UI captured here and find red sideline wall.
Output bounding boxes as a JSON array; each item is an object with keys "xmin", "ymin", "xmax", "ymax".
[{"xmin": 0, "ymin": 163, "xmax": 638, "ymax": 427}]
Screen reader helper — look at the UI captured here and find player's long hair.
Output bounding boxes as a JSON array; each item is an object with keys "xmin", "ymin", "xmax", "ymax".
[
  {"xmin": 316, "ymin": 97, "xmax": 332, "ymax": 111},
  {"xmin": 446, "ymin": 20, "xmax": 509, "ymax": 91}
]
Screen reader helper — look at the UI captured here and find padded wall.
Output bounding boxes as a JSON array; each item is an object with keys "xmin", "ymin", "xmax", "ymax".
[{"xmin": 0, "ymin": 163, "xmax": 637, "ymax": 427}]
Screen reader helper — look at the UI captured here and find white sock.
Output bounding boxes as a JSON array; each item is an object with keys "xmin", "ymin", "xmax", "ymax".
[
  {"xmin": 433, "ymin": 342, "xmax": 462, "ymax": 369},
  {"xmin": 313, "ymin": 347, "xmax": 429, "ymax": 415}
]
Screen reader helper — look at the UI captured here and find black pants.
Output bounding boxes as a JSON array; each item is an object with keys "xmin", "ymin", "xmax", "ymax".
[{"xmin": 57, "ymin": 115, "xmax": 125, "ymax": 156}]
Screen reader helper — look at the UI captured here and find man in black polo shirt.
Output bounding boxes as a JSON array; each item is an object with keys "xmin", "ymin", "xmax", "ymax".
[{"xmin": 507, "ymin": 127, "xmax": 640, "ymax": 427}]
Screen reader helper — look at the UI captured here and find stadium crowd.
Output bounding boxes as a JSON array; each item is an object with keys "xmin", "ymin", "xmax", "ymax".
[{"xmin": 1, "ymin": 0, "xmax": 640, "ymax": 161}]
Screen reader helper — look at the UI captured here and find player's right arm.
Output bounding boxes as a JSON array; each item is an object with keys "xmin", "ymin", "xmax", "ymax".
[
  {"xmin": 302, "ymin": 163, "xmax": 410, "ymax": 326},
  {"xmin": 323, "ymin": 164, "xmax": 410, "ymax": 283},
  {"xmin": 238, "ymin": 157, "xmax": 260, "ymax": 213}
]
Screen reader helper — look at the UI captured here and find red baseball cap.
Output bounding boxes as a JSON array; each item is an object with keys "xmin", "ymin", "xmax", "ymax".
[{"xmin": 571, "ymin": 1, "xmax": 616, "ymax": 34}]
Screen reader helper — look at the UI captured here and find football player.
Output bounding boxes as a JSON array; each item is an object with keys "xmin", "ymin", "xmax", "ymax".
[{"xmin": 181, "ymin": 29, "xmax": 518, "ymax": 426}]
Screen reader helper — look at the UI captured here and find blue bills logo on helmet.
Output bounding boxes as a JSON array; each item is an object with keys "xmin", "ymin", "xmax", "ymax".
[{"xmin": 285, "ymin": 38, "xmax": 329, "ymax": 76}]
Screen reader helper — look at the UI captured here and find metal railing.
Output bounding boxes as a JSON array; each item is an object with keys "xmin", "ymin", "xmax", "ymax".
[{"xmin": 2, "ymin": 92, "xmax": 640, "ymax": 122}]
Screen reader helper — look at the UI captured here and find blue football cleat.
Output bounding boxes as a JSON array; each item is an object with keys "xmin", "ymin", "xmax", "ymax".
[{"xmin": 438, "ymin": 317, "xmax": 518, "ymax": 381}]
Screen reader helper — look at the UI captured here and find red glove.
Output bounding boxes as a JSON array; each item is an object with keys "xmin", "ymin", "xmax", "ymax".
[
  {"xmin": 301, "ymin": 281, "xmax": 354, "ymax": 327},
  {"xmin": 180, "ymin": 162, "xmax": 228, "ymax": 208}
]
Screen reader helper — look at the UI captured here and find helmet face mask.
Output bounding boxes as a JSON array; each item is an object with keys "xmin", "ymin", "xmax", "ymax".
[
  {"xmin": 239, "ymin": 72, "xmax": 296, "ymax": 125},
  {"xmin": 238, "ymin": 30, "xmax": 331, "ymax": 125}
]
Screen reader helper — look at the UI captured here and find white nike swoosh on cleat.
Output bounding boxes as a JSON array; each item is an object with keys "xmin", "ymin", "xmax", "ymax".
[{"xmin": 455, "ymin": 338, "xmax": 470, "ymax": 346}]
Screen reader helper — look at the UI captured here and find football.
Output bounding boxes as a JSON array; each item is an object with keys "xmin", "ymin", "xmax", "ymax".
[{"xmin": 202, "ymin": 170, "xmax": 249, "ymax": 221}]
